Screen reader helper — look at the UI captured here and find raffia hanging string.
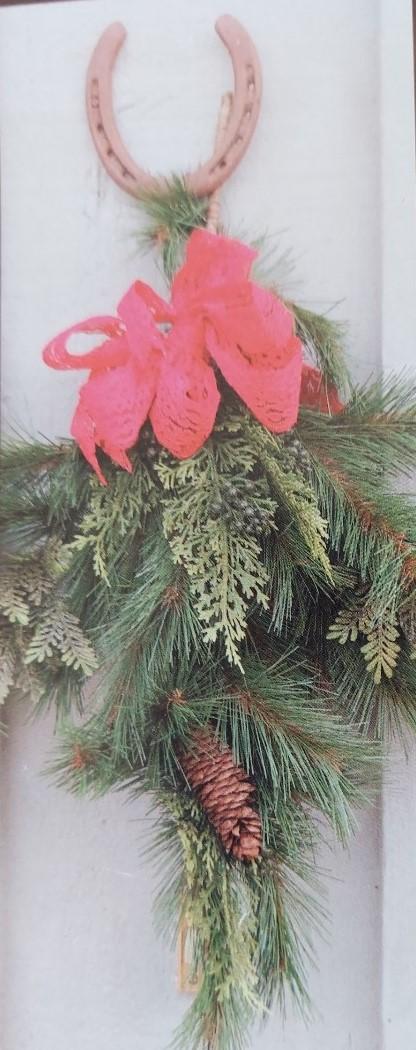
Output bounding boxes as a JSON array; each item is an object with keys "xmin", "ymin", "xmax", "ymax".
[{"xmin": 205, "ymin": 92, "xmax": 233, "ymax": 234}]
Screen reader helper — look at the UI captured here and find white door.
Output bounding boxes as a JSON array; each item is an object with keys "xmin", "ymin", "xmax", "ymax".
[{"xmin": 1, "ymin": 2, "xmax": 415, "ymax": 1048}]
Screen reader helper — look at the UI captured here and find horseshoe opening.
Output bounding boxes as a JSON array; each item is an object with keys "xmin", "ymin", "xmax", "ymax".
[{"xmin": 86, "ymin": 15, "xmax": 262, "ymax": 199}]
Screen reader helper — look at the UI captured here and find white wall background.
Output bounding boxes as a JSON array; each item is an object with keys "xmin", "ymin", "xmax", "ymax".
[{"xmin": 0, "ymin": 2, "xmax": 415, "ymax": 1049}]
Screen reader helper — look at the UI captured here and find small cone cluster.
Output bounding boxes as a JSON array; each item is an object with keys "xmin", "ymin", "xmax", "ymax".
[{"xmin": 182, "ymin": 730, "xmax": 262, "ymax": 861}]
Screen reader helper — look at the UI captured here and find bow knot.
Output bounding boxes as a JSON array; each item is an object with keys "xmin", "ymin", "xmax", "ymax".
[{"xmin": 43, "ymin": 229, "xmax": 340, "ymax": 483}]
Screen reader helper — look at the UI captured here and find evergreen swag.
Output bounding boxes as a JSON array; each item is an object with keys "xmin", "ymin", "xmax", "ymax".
[{"xmin": 2, "ymin": 180, "xmax": 416, "ymax": 1049}]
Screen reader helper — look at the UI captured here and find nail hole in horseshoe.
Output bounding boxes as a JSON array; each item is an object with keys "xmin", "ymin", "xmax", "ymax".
[{"xmin": 246, "ymin": 65, "xmax": 255, "ymax": 89}]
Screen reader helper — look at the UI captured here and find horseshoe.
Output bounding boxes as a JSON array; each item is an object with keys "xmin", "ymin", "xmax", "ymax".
[{"xmin": 86, "ymin": 14, "xmax": 262, "ymax": 198}]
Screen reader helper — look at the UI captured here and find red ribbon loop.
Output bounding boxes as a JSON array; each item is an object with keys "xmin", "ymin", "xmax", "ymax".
[{"xmin": 42, "ymin": 230, "xmax": 340, "ymax": 482}]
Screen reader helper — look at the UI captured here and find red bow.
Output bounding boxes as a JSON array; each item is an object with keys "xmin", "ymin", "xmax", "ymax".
[{"xmin": 43, "ymin": 230, "xmax": 337, "ymax": 483}]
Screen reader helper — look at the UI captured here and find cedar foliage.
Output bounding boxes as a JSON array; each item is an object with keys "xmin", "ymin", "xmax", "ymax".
[{"xmin": 2, "ymin": 180, "xmax": 416, "ymax": 1050}]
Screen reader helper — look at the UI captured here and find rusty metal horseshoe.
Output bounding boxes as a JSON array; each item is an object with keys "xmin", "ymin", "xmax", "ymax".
[{"xmin": 86, "ymin": 14, "xmax": 262, "ymax": 198}]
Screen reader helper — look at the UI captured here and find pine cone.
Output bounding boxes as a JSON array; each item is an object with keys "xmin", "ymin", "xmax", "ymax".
[{"xmin": 182, "ymin": 731, "xmax": 262, "ymax": 861}]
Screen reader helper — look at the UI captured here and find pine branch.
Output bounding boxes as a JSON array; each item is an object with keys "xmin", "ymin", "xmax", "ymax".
[
  {"xmin": 299, "ymin": 375, "xmax": 416, "ymax": 483},
  {"xmin": 84, "ymin": 523, "xmax": 203, "ymax": 766},
  {"xmin": 246, "ymin": 853, "xmax": 321, "ymax": 1012},
  {"xmin": 263, "ymin": 534, "xmax": 296, "ymax": 634},
  {"xmin": 346, "ymin": 373, "xmax": 416, "ymax": 427},
  {"xmin": 245, "ymin": 420, "xmax": 333, "ymax": 583},
  {"xmin": 210, "ymin": 655, "xmax": 378, "ymax": 842},
  {"xmin": 328, "ymin": 640, "xmax": 416, "ymax": 741},
  {"xmin": 47, "ymin": 724, "xmax": 132, "ymax": 795},
  {"xmin": 305, "ymin": 446, "xmax": 416, "ymax": 612},
  {"xmin": 297, "ymin": 378, "xmax": 416, "ymax": 588},
  {"xmin": 0, "ymin": 436, "xmax": 70, "ymax": 480},
  {"xmin": 0, "ymin": 439, "xmax": 89, "ymax": 540},
  {"xmin": 148, "ymin": 791, "xmax": 321, "ymax": 1050},
  {"xmin": 291, "ymin": 302, "xmax": 351, "ymax": 394},
  {"xmin": 399, "ymin": 591, "xmax": 416, "ymax": 651},
  {"xmin": 138, "ymin": 177, "xmax": 209, "ymax": 280}
]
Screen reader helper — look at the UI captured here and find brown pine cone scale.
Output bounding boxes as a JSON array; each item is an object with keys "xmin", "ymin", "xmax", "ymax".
[{"xmin": 182, "ymin": 731, "xmax": 262, "ymax": 861}]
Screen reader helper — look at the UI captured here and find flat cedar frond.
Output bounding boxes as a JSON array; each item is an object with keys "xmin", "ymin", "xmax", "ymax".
[
  {"xmin": 0, "ymin": 610, "xmax": 53, "ymax": 708},
  {"xmin": 328, "ymin": 594, "xmax": 401, "ymax": 685},
  {"xmin": 327, "ymin": 604, "xmax": 364, "ymax": 645},
  {"xmin": 154, "ymin": 795, "xmax": 260, "ymax": 1050},
  {"xmin": 13, "ymin": 662, "xmax": 46, "ymax": 708},
  {"xmin": 0, "ymin": 569, "xmax": 32, "ymax": 625},
  {"xmin": 157, "ymin": 443, "xmax": 271, "ymax": 670},
  {"xmin": 71, "ymin": 462, "xmax": 156, "ymax": 583},
  {"xmin": 0, "ymin": 539, "xmax": 99, "ymax": 702},
  {"xmin": 0, "ymin": 553, "xmax": 57, "ymax": 626},
  {"xmin": 0, "ymin": 635, "xmax": 15, "ymax": 703},
  {"xmin": 360, "ymin": 615, "xmax": 401, "ymax": 685},
  {"xmin": 24, "ymin": 600, "xmax": 97, "ymax": 676}
]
